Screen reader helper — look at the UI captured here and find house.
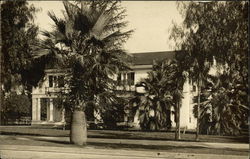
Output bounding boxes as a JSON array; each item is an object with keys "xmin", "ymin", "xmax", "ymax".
[
  {"xmin": 31, "ymin": 51, "xmax": 197, "ymax": 130},
  {"xmin": 31, "ymin": 69, "xmax": 68, "ymax": 127}
]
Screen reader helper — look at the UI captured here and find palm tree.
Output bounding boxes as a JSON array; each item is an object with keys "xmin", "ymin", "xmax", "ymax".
[
  {"xmin": 170, "ymin": 49, "xmax": 211, "ymax": 141},
  {"xmin": 172, "ymin": 88, "xmax": 183, "ymax": 140},
  {"xmin": 194, "ymin": 71, "xmax": 249, "ymax": 135},
  {"xmin": 190, "ymin": 58, "xmax": 210, "ymax": 141},
  {"xmin": 176, "ymin": 33, "xmax": 212, "ymax": 141},
  {"xmin": 132, "ymin": 59, "xmax": 186, "ymax": 139},
  {"xmin": 169, "ymin": 59, "xmax": 186, "ymax": 140},
  {"xmin": 166, "ymin": 51, "xmax": 189, "ymax": 140},
  {"xmin": 170, "ymin": 1, "xmax": 248, "ymax": 139},
  {"xmin": 34, "ymin": 1, "xmax": 132, "ymax": 145},
  {"xmin": 132, "ymin": 60, "xmax": 174, "ymax": 131}
]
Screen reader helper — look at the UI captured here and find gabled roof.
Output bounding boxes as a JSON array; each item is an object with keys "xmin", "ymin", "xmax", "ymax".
[{"xmin": 130, "ymin": 51, "xmax": 176, "ymax": 65}]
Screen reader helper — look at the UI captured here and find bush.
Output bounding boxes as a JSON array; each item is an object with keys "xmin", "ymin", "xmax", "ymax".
[{"xmin": 1, "ymin": 92, "xmax": 31, "ymax": 124}]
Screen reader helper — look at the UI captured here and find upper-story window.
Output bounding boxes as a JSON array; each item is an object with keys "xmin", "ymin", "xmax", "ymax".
[
  {"xmin": 117, "ymin": 73, "xmax": 122, "ymax": 85},
  {"xmin": 58, "ymin": 76, "xmax": 64, "ymax": 87},
  {"xmin": 127, "ymin": 72, "xmax": 135, "ymax": 86},
  {"xmin": 117, "ymin": 72, "xmax": 135, "ymax": 86},
  {"xmin": 48, "ymin": 75, "xmax": 64, "ymax": 88},
  {"xmin": 49, "ymin": 76, "xmax": 53, "ymax": 87},
  {"xmin": 192, "ymin": 85, "xmax": 196, "ymax": 92}
]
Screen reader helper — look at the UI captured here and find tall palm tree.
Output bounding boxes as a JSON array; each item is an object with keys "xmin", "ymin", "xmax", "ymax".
[
  {"xmin": 178, "ymin": 33, "xmax": 212, "ymax": 141},
  {"xmin": 170, "ymin": 1, "xmax": 248, "ymax": 139},
  {"xmin": 34, "ymin": 1, "xmax": 132, "ymax": 145},
  {"xmin": 169, "ymin": 59, "xmax": 186, "ymax": 140},
  {"xmin": 167, "ymin": 52, "xmax": 189, "ymax": 140},
  {"xmin": 190, "ymin": 58, "xmax": 211, "ymax": 141}
]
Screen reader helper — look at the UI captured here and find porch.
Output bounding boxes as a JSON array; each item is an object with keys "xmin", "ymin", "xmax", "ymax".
[{"xmin": 31, "ymin": 96, "xmax": 65, "ymax": 128}]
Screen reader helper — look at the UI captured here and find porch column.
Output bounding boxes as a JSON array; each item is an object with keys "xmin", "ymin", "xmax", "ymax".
[
  {"xmin": 121, "ymin": 73, "xmax": 124, "ymax": 85},
  {"xmin": 124, "ymin": 73, "xmax": 127, "ymax": 85},
  {"xmin": 49, "ymin": 98, "xmax": 54, "ymax": 121},
  {"xmin": 47, "ymin": 99, "xmax": 50, "ymax": 121},
  {"xmin": 32, "ymin": 98, "xmax": 37, "ymax": 121},
  {"xmin": 61, "ymin": 108, "xmax": 65, "ymax": 122},
  {"xmin": 37, "ymin": 98, "xmax": 41, "ymax": 121}
]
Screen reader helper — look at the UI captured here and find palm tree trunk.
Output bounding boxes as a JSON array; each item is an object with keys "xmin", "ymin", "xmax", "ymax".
[
  {"xmin": 177, "ymin": 102, "xmax": 181, "ymax": 140},
  {"xmin": 175, "ymin": 102, "xmax": 181, "ymax": 140},
  {"xmin": 70, "ymin": 110, "xmax": 87, "ymax": 145},
  {"xmin": 175, "ymin": 105, "xmax": 178, "ymax": 140},
  {"xmin": 196, "ymin": 79, "xmax": 201, "ymax": 141}
]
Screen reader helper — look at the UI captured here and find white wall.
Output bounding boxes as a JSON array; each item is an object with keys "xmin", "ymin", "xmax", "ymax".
[
  {"xmin": 180, "ymin": 80, "xmax": 190, "ymax": 128},
  {"xmin": 134, "ymin": 69, "xmax": 151, "ymax": 84}
]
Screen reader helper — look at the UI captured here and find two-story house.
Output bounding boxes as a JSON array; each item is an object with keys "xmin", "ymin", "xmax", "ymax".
[{"xmin": 31, "ymin": 51, "xmax": 197, "ymax": 130}]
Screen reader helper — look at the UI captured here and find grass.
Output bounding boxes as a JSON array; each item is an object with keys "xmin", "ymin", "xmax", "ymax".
[
  {"xmin": 1, "ymin": 137, "xmax": 247, "ymax": 156},
  {"xmin": 0, "ymin": 126, "xmax": 248, "ymax": 156},
  {"xmin": 0, "ymin": 126, "xmax": 248, "ymax": 143}
]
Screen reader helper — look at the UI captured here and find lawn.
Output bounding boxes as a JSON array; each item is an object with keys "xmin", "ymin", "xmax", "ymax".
[
  {"xmin": 0, "ymin": 126, "xmax": 248, "ymax": 143},
  {"xmin": 0, "ymin": 126, "xmax": 248, "ymax": 156}
]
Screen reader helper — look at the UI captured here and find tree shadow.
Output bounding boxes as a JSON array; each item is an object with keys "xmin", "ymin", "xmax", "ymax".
[
  {"xmin": 32, "ymin": 137, "xmax": 72, "ymax": 145},
  {"xmin": 0, "ymin": 131, "xmax": 68, "ymax": 137},
  {"xmin": 88, "ymin": 131, "xmax": 197, "ymax": 142},
  {"xmin": 88, "ymin": 141, "xmax": 206, "ymax": 150},
  {"xmin": 87, "ymin": 142, "xmax": 248, "ymax": 156}
]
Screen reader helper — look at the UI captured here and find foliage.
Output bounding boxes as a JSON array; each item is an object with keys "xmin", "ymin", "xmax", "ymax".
[
  {"xmin": 132, "ymin": 59, "xmax": 186, "ymax": 131},
  {"xmin": 1, "ymin": 0, "xmax": 41, "ymax": 93},
  {"xmin": 1, "ymin": 92, "xmax": 31, "ymax": 121},
  {"xmin": 98, "ymin": 92, "xmax": 127, "ymax": 129},
  {"xmin": 170, "ymin": 1, "xmax": 248, "ymax": 137},
  {"xmin": 193, "ymin": 72, "xmax": 248, "ymax": 135},
  {"xmin": 34, "ymin": 1, "xmax": 132, "ymax": 123}
]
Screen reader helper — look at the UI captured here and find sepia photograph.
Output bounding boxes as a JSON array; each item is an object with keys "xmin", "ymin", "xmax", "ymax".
[{"xmin": 0, "ymin": 1, "xmax": 248, "ymax": 158}]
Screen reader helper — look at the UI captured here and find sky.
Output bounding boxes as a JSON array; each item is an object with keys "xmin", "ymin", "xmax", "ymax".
[{"xmin": 30, "ymin": 1, "xmax": 183, "ymax": 53}]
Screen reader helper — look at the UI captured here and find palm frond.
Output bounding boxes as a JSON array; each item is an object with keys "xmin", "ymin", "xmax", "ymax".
[
  {"xmin": 63, "ymin": 1, "xmax": 79, "ymax": 20},
  {"xmin": 91, "ymin": 10, "xmax": 113, "ymax": 40}
]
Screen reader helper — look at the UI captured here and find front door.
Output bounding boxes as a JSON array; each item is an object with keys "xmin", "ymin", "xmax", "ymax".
[{"xmin": 40, "ymin": 98, "xmax": 48, "ymax": 121}]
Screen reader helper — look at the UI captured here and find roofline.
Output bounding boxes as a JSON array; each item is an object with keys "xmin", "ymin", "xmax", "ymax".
[
  {"xmin": 129, "ymin": 50, "xmax": 178, "ymax": 55},
  {"xmin": 45, "ymin": 68, "xmax": 71, "ymax": 73},
  {"xmin": 131, "ymin": 65, "xmax": 152, "ymax": 70}
]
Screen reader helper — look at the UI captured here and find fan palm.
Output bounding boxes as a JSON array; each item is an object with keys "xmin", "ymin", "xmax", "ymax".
[{"xmin": 33, "ymin": 1, "xmax": 132, "ymax": 145}]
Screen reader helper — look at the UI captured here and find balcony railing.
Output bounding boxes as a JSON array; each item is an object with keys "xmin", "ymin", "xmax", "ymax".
[{"xmin": 45, "ymin": 87, "xmax": 69, "ymax": 95}]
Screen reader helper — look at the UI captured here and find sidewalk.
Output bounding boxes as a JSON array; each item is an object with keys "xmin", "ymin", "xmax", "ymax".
[
  {"xmin": 0, "ymin": 134, "xmax": 249, "ymax": 159},
  {"xmin": 0, "ymin": 144, "xmax": 248, "ymax": 159}
]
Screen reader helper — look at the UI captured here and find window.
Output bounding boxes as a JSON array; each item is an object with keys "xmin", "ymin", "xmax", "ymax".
[
  {"xmin": 58, "ymin": 76, "xmax": 64, "ymax": 87},
  {"xmin": 49, "ymin": 75, "xmax": 64, "ymax": 88},
  {"xmin": 127, "ymin": 72, "xmax": 135, "ymax": 86},
  {"xmin": 117, "ymin": 73, "xmax": 121, "ymax": 85},
  {"xmin": 53, "ymin": 76, "xmax": 58, "ymax": 87},
  {"xmin": 117, "ymin": 72, "xmax": 135, "ymax": 86},
  {"xmin": 49, "ymin": 76, "xmax": 53, "ymax": 87},
  {"xmin": 193, "ymin": 86, "xmax": 196, "ymax": 92}
]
